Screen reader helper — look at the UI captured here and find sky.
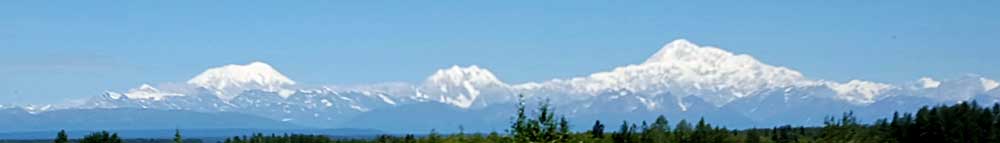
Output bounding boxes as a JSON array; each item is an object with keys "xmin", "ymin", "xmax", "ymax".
[{"xmin": 1, "ymin": 0, "xmax": 998, "ymax": 105}]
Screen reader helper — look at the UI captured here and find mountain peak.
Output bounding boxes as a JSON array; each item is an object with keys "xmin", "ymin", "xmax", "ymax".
[
  {"xmin": 645, "ymin": 39, "xmax": 728, "ymax": 64},
  {"xmin": 528, "ymin": 39, "xmax": 815, "ymax": 106},
  {"xmin": 187, "ymin": 61, "xmax": 296, "ymax": 99},
  {"xmin": 96, "ymin": 83, "xmax": 184, "ymax": 101},
  {"xmin": 919, "ymin": 77, "xmax": 941, "ymax": 89},
  {"xmin": 425, "ymin": 65, "xmax": 503, "ymax": 86},
  {"xmin": 138, "ymin": 84, "xmax": 157, "ymax": 91},
  {"xmin": 639, "ymin": 39, "xmax": 810, "ymax": 85},
  {"xmin": 828, "ymin": 80, "xmax": 895, "ymax": 104},
  {"xmin": 423, "ymin": 65, "xmax": 506, "ymax": 109}
]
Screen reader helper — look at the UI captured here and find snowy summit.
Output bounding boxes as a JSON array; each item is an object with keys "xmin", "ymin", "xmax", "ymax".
[
  {"xmin": 423, "ymin": 65, "xmax": 507, "ymax": 109},
  {"xmin": 187, "ymin": 61, "xmax": 297, "ymax": 99}
]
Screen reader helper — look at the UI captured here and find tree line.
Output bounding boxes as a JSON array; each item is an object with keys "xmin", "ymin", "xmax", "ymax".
[
  {"xmin": 219, "ymin": 99, "xmax": 1000, "ymax": 143},
  {"xmin": 50, "ymin": 129, "xmax": 186, "ymax": 143},
  {"xmin": 55, "ymin": 95, "xmax": 1000, "ymax": 143}
]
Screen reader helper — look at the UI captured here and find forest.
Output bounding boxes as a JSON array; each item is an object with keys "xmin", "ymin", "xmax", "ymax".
[{"xmin": 43, "ymin": 98, "xmax": 1000, "ymax": 143}]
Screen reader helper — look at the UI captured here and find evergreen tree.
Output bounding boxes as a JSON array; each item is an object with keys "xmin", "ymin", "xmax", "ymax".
[
  {"xmin": 54, "ymin": 129, "xmax": 68, "ymax": 143},
  {"xmin": 537, "ymin": 99, "xmax": 558, "ymax": 141},
  {"xmin": 591, "ymin": 120, "xmax": 605, "ymax": 139},
  {"xmin": 648, "ymin": 115, "xmax": 670, "ymax": 143},
  {"xmin": 509, "ymin": 96, "xmax": 568, "ymax": 143},
  {"xmin": 174, "ymin": 129, "xmax": 183, "ymax": 143},
  {"xmin": 821, "ymin": 111, "xmax": 860, "ymax": 142},
  {"xmin": 404, "ymin": 134, "xmax": 416, "ymax": 143},
  {"xmin": 80, "ymin": 131, "xmax": 121, "ymax": 143},
  {"xmin": 746, "ymin": 129, "xmax": 762, "ymax": 143},
  {"xmin": 639, "ymin": 121, "xmax": 652, "ymax": 143},
  {"xmin": 426, "ymin": 129, "xmax": 441, "ymax": 143},
  {"xmin": 511, "ymin": 94, "xmax": 529, "ymax": 142},
  {"xmin": 558, "ymin": 116, "xmax": 571, "ymax": 141},
  {"xmin": 486, "ymin": 131, "xmax": 502, "ymax": 143},
  {"xmin": 674, "ymin": 119, "xmax": 692, "ymax": 142},
  {"xmin": 770, "ymin": 125, "xmax": 799, "ymax": 143},
  {"xmin": 992, "ymin": 103, "xmax": 1000, "ymax": 142},
  {"xmin": 612, "ymin": 121, "xmax": 633, "ymax": 143},
  {"xmin": 691, "ymin": 117, "xmax": 710, "ymax": 143},
  {"xmin": 651, "ymin": 115, "xmax": 670, "ymax": 131},
  {"xmin": 456, "ymin": 125, "xmax": 466, "ymax": 142},
  {"xmin": 109, "ymin": 133, "xmax": 121, "ymax": 143}
]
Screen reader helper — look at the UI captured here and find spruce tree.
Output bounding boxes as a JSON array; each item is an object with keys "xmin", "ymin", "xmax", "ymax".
[
  {"xmin": 612, "ymin": 121, "xmax": 632, "ymax": 143},
  {"xmin": 591, "ymin": 120, "xmax": 605, "ymax": 138},
  {"xmin": 109, "ymin": 133, "xmax": 121, "ymax": 143},
  {"xmin": 675, "ymin": 119, "xmax": 692, "ymax": 142},
  {"xmin": 405, "ymin": 134, "xmax": 416, "ymax": 143},
  {"xmin": 746, "ymin": 129, "xmax": 762, "ymax": 143},
  {"xmin": 511, "ymin": 94, "xmax": 529, "ymax": 142},
  {"xmin": 456, "ymin": 125, "xmax": 466, "ymax": 142},
  {"xmin": 427, "ymin": 129, "xmax": 441, "ymax": 142},
  {"xmin": 54, "ymin": 129, "xmax": 68, "ymax": 143},
  {"xmin": 640, "ymin": 121, "xmax": 652, "ymax": 142},
  {"xmin": 558, "ymin": 116, "xmax": 571, "ymax": 141},
  {"xmin": 81, "ymin": 131, "xmax": 121, "ymax": 143},
  {"xmin": 692, "ymin": 117, "xmax": 710, "ymax": 143},
  {"xmin": 650, "ymin": 115, "xmax": 670, "ymax": 143},
  {"xmin": 535, "ymin": 99, "xmax": 558, "ymax": 142},
  {"xmin": 174, "ymin": 129, "xmax": 182, "ymax": 143}
]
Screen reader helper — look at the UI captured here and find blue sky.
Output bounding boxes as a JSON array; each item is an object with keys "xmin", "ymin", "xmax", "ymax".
[{"xmin": 2, "ymin": 0, "xmax": 998, "ymax": 104}]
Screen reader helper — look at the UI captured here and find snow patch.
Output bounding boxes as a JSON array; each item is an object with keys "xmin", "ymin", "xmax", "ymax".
[
  {"xmin": 377, "ymin": 94, "xmax": 397, "ymax": 105},
  {"xmin": 119, "ymin": 84, "xmax": 184, "ymax": 100},
  {"xmin": 23, "ymin": 104, "xmax": 53, "ymax": 114},
  {"xmin": 919, "ymin": 77, "xmax": 941, "ymax": 89},
  {"xmin": 982, "ymin": 78, "xmax": 999, "ymax": 91},
  {"xmin": 350, "ymin": 104, "xmax": 369, "ymax": 112},
  {"xmin": 635, "ymin": 96, "xmax": 657, "ymax": 110},
  {"xmin": 676, "ymin": 97, "xmax": 688, "ymax": 112},
  {"xmin": 104, "ymin": 91, "xmax": 124, "ymax": 100},
  {"xmin": 278, "ymin": 90, "xmax": 296, "ymax": 98},
  {"xmin": 829, "ymin": 80, "xmax": 895, "ymax": 104},
  {"xmin": 321, "ymin": 99, "xmax": 333, "ymax": 107}
]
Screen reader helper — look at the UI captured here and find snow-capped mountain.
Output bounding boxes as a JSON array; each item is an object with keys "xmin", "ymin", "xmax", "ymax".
[
  {"xmin": 422, "ymin": 65, "xmax": 514, "ymax": 109},
  {"xmin": 825, "ymin": 80, "xmax": 896, "ymax": 104},
  {"xmin": 30, "ymin": 39, "xmax": 998, "ymax": 132},
  {"xmin": 104, "ymin": 84, "xmax": 184, "ymax": 100},
  {"xmin": 187, "ymin": 61, "xmax": 297, "ymax": 99},
  {"xmin": 518, "ymin": 39, "xmax": 819, "ymax": 106}
]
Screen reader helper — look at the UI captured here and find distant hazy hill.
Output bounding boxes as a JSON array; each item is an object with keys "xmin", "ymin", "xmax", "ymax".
[
  {"xmin": 0, "ymin": 108, "xmax": 301, "ymax": 133},
  {"xmin": 0, "ymin": 128, "xmax": 382, "ymax": 140}
]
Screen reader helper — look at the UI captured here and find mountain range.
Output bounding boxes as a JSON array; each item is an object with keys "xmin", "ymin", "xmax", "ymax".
[{"xmin": 4, "ymin": 39, "xmax": 998, "ymax": 133}]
